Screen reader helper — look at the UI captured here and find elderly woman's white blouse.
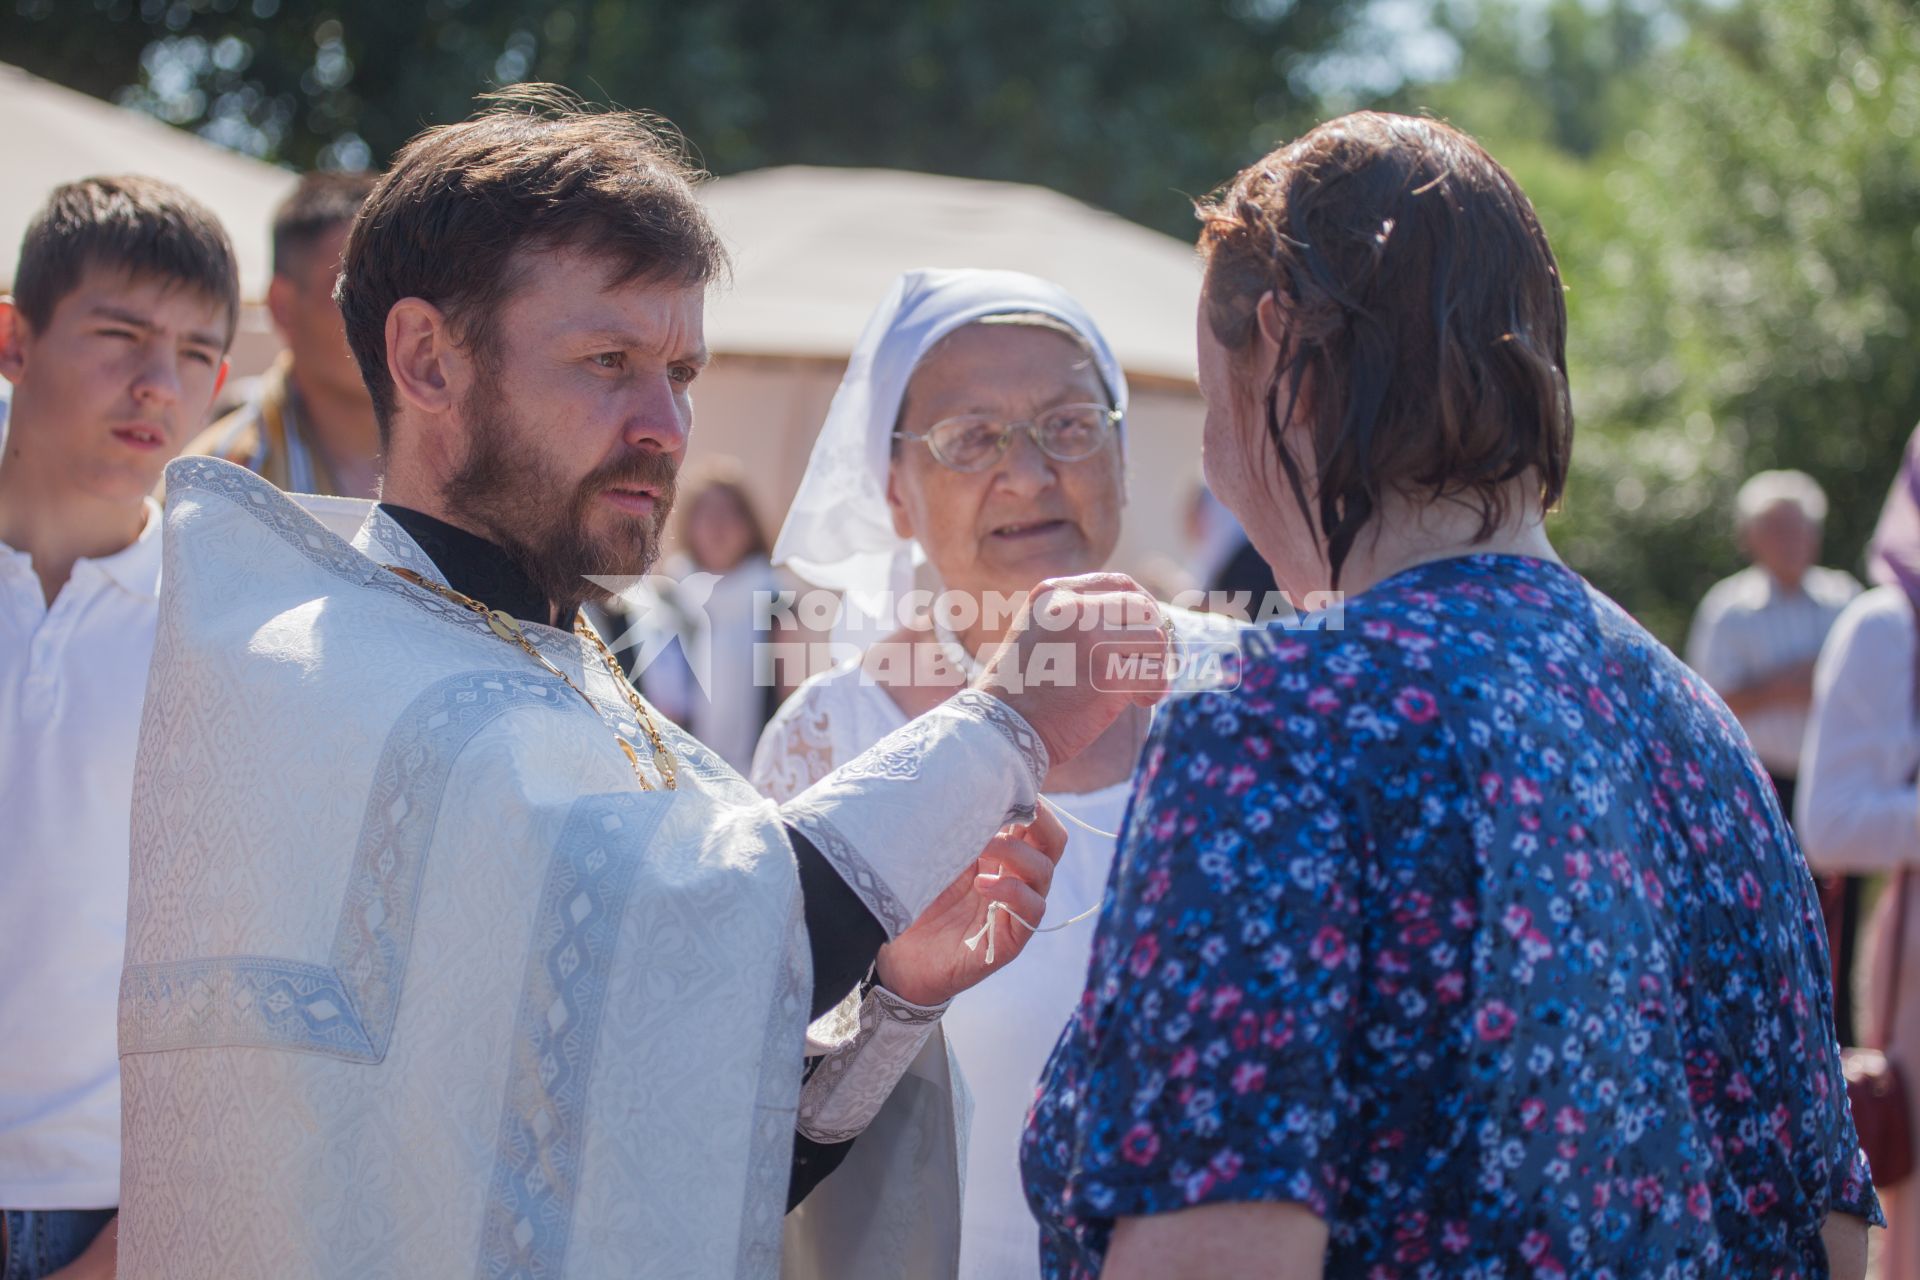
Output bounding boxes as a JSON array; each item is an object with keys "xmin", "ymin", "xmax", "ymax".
[{"xmin": 755, "ymin": 608, "xmax": 1237, "ymax": 1280}]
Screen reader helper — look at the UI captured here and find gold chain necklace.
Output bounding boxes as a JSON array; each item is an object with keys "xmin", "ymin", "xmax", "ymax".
[{"xmin": 384, "ymin": 564, "xmax": 677, "ymax": 791}]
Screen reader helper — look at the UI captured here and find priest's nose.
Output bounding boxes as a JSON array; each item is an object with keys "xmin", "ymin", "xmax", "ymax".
[{"xmin": 620, "ymin": 375, "xmax": 692, "ymax": 453}]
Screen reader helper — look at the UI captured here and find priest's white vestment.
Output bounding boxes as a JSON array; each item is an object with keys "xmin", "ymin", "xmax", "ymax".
[{"xmin": 117, "ymin": 458, "xmax": 1048, "ymax": 1279}]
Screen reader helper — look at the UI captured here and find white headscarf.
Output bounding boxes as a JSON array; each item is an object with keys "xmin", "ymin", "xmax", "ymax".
[{"xmin": 772, "ymin": 268, "xmax": 1129, "ymax": 641}]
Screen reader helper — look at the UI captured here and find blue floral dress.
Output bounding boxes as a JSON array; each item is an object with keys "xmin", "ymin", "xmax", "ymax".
[{"xmin": 1020, "ymin": 555, "xmax": 1880, "ymax": 1278}]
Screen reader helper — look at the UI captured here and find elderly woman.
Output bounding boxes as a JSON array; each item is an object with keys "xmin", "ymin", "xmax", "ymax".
[
  {"xmin": 1019, "ymin": 113, "xmax": 1878, "ymax": 1279},
  {"xmin": 754, "ymin": 268, "xmax": 1234, "ymax": 1279}
]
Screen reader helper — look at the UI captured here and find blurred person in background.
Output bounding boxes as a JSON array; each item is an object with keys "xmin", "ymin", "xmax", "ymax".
[
  {"xmin": 1799, "ymin": 423, "xmax": 1920, "ymax": 1280},
  {"xmin": 188, "ymin": 170, "xmax": 380, "ymax": 497},
  {"xmin": 756, "ymin": 268, "xmax": 1237, "ymax": 1280},
  {"xmin": 1186, "ymin": 480, "xmax": 1276, "ymax": 615},
  {"xmin": 0, "ymin": 176, "xmax": 236, "ymax": 1280},
  {"xmin": 1687, "ymin": 470, "xmax": 1862, "ymax": 1036},
  {"xmin": 626, "ymin": 460, "xmax": 784, "ymax": 773}
]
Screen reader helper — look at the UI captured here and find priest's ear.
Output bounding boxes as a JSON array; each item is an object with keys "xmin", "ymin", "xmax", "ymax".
[{"xmin": 383, "ymin": 296, "xmax": 473, "ymax": 421}]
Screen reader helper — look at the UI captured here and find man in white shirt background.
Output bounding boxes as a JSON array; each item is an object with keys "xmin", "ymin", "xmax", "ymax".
[
  {"xmin": 1687, "ymin": 469, "xmax": 1862, "ymax": 1036},
  {"xmin": 0, "ymin": 176, "xmax": 235, "ymax": 1280}
]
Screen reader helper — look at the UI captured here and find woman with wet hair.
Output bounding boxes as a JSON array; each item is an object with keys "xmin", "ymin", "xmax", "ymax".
[{"xmin": 1019, "ymin": 113, "xmax": 1877, "ymax": 1279}]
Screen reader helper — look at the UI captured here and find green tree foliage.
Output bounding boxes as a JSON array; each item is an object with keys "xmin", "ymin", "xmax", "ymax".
[
  {"xmin": 1383, "ymin": 0, "xmax": 1917, "ymax": 644},
  {"xmin": 0, "ymin": 0, "xmax": 1354, "ymax": 237},
  {"xmin": 5, "ymin": 0, "xmax": 1913, "ymax": 645},
  {"xmin": 1553, "ymin": 0, "xmax": 1920, "ymax": 643}
]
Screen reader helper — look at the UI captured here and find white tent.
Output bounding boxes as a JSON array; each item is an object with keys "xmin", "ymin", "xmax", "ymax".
[
  {"xmin": 0, "ymin": 62, "xmax": 297, "ymax": 373},
  {"xmin": 693, "ymin": 165, "xmax": 1211, "ymax": 590}
]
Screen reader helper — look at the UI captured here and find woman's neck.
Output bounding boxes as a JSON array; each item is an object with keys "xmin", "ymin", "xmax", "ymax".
[{"xmin": 1333, "ymin": 490, "xmax": 1559, "ymax": 599}]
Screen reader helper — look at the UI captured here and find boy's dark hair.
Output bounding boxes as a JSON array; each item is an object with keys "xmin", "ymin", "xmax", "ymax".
[
  {"xmin": 13, "ymin": 175, "xmax": 240, "ymax": 348},
  {"xmin": 337, "ymin": 85, "xmax": 728, "ymax": 445},
  {"xmin": 272, "ymin": 171, "xmax": 379, "ymax": 278},
  {"xmin": 1200, "ymin": 112, "xmax": 1572, "ymax": 582}
]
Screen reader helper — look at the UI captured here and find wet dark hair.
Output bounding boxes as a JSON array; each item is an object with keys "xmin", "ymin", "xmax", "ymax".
[
  {"xmin": 337, "ymin": 85, "xmax": 728, "ymax": 446},
  {"xmin": 14, "ymin": 174, "xmax": 239, "ymax": 346},
  {"xmin": 1199, "ymin": 112, "xmax": 1572, "ymax": 581}
]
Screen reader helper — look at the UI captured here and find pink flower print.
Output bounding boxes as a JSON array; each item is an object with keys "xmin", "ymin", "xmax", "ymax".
[
  {"xmin": 1120, "ymin": 1122, "xmax": 1161, "ymax": 1166},
  {"xmin": 1736, "ymin": 871, "xmax": 1762, "ymax": 910},
  {"xmin": 1209, "ymin": 1149, "xmax": 1245, "ymax": 1184},
  {"xmin": 1687, "ymin": 1182, "xmax": 1713, "ymax": 1221},
  {"xmin": 1394, "ymin": 686, "xmax": 1439, "ymax": 723},
  {"xmin": 1306, "ymin": 686, "xmax": 1340, "ymax": 715},
  {"xmin": 1231, "ymin": 1060, "xmax": 1267, "ymax": 1095},
  {"xmin": 1521, "ymin": 1097, "xmax": 1547, "ymax": 1131},
  {"xmin": 1441, "ymin": 1221, "xmax": 1471, "ymax": 1253},
  {"xmin": 1401, "ymin": 919, "xmax": 1440, "ymax": 948},
  {"xmin": 1480, "ymin": 772, "xmax": 1504, "ymax": 805},
  {"xmin": 1169, "ymin": 1045, "xmax": 1198, "ymax": 1079},
  {"xmin": 1587, "ymin": 685, "xmax": 1616, "ymax": 722},
  {"xmin": 1512, "ymin": 776, "xmax": 1543, "ymax": 805},
  {"xmin": 1310, "ymin": 926, "xmax": 1348, "ymax": 968},
  {"xmin": 1129, "ymin": 932, "xmax": 1159, "ymax": 978},
  {"xmin": 1474, "ymin": 1001, "xmax": 1516, "ymax": 1041}
]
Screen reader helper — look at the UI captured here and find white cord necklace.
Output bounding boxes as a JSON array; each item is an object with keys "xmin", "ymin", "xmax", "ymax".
[
  {"xmin": 962, "ymin": 794, "xmax": 1120, "ymax": 964},
  {"xmin": 932, "ymin": 618, "xmax": 1143, "ymax": 962}
]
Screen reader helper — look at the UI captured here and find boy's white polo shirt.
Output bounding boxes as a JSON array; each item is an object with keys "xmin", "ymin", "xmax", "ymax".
[{"xmin": 0, "ymin": 498, "xmax": 162, "ymax": 1208}]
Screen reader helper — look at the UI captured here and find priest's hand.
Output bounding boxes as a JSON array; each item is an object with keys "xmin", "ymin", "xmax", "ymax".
[
  {"xmin": 978, "ymin": 573, "xmax": 1169, "ymax": 766},
  {"xmin": 873, "ymin": 804, "xmax": 1068, "ymax": 1006}
]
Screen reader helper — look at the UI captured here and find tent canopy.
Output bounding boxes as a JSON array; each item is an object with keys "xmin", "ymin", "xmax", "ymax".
[
  {"xmin": 699, "ymin": 166, "xmax": 1204, "ymax": 385},
  {"xmin": 0, "ymin": 62, "xmax": 298, "ymax": 301}
]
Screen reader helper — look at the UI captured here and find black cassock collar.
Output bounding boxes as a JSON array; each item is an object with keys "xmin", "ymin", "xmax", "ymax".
[{"xmin": 378, "ymin": 503, "xmax": 558, "ymax": 628}]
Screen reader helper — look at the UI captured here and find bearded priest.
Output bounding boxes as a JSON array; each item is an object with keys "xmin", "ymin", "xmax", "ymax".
[{"xmin": 116, "ymin": 88, "xmax": 1167, "ymax": 1280}]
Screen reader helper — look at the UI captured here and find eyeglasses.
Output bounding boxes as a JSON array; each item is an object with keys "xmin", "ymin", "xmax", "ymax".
[{"xmin": 893, "ymin": 403, "xmax": 1121, "ymax": 473}]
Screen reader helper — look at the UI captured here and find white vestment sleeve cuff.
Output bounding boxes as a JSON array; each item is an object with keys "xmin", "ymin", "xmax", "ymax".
[
  {"xmin": 780, "ymin": 690, "xmax": 1048, "ymax": 936},
  {"xmin": 796, "ymin": 985, "xmax": 948, "ymax": 1144}
]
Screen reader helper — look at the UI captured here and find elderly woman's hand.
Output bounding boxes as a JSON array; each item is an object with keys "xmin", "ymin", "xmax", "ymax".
[
  {"xmin": 980, "ymin": 572, "xmax": 1169, "ymax": 767},
  {"xmin": 872, "ymin": 803, "xmax": 1068, "ymax": 1006}
]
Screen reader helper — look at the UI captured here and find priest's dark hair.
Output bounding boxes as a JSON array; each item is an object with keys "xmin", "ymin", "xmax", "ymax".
[
  {"xmin": 13, "ymin": 174, "xmax": 239, "ymax": 348},
  {"xmin": 1198, "ymin": 112, "xmax": 1572, "ymax": 583},
  {"xmin": 336, "ymin": 85, "xmax": 729, "ymax": 445}
]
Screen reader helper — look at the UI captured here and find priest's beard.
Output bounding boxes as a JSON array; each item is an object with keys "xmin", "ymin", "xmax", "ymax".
[{"xmin": 442, "ymin": 379, "xmax": 677, "ymax": 622}]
